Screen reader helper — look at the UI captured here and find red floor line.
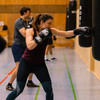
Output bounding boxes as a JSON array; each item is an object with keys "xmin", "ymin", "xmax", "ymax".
[{"xmin": 0, "ymin": 67, "xmax": 16, "ymax": 85}]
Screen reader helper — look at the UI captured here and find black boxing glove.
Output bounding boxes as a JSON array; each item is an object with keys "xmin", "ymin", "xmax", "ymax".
[
  {"xmin": 27, "ymin": 17, "xmax": 34, "ymax": 28},
  {"xmin": 34, "ymin": 28, "xmax": 52, "ymax": 44},
  {"xmin": 74, "ymin": 26, "xmax": 92, "ymax": 37}
]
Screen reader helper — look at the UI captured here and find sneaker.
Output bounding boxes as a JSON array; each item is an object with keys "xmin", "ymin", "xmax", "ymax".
[
  {"xmin": 45, "ymin": 59, "xmax": 51, "ymax": 61},
  {"xmin": 6, "ymin": 84, "xmax": 14, "ymax": 91},
  {"xmin": 27, "ymin": 82, "xmax": 39, "ymax": 88},
  {"xmin": 51, "ymin": 57, "xmax": 56, "ymax": 61}
]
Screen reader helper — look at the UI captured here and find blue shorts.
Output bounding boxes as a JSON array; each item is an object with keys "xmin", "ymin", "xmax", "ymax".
[
  {"xmin": 12, "ymin": 44, "xmax": 26, "ymax": 62},
  {"xmin": 47, "ymin": 37, "xmax": 53, "ymax": 45}
]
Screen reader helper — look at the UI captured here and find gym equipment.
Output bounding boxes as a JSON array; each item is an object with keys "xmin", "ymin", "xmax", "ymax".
[
  {"xmin": 74, "ymin": 26, "xmax": 91, "ymax": 36},
  {"xmin": 66, "ymin": 6, "xmax": 69, "ymax": 31},
  {"xmin": 79, "ymin": 0, "xmax": 92, "ymax": 47},
  {"xmin": 92, "ymin": 0, "xmax": 100, "ymax": 60},
  {"xmin": 0, "ymin": 36, "xmax": 6, "ymax": 53},
  {"xmin": 66, "ymin": 0, "xmax": 76, "ymax": 39},
  {"xmin": 34, "ymin": 28, "xmax": 52, "ymax": 44}
]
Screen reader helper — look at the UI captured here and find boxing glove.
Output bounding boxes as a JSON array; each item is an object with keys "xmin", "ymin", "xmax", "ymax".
[
  {"xmin": 27, "ymin": 17, "xmax": 34, "ymax": 28},
  {"xmin": 34, "ymin": 28, "xmax": 52, "ymax": 44},
  {"xmin": 74, "ymin": 26, "xmax": 92, "ymax": 37}
]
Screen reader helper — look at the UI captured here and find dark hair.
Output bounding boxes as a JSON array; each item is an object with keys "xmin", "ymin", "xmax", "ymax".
[
  {"xmin": 33, "ymin": 13, "xmax": 53, "ymax": 31},
  {"xmin": 20, "ymin": 6, "xmax": 31, "ymax": 16}
]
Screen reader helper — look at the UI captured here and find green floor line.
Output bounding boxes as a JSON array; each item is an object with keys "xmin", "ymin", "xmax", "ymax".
[
  {"xmin": 34, "ymin": 83, "xmax": 41, "ymax": 100},
  {"xmin": 63, "ymin": 50, "xmax": 77, "ymax": 100}
]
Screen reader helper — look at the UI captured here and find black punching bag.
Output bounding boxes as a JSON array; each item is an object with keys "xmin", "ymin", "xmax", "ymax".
[
  {"xmin": 79, "ymin": 0, "xmax": 92, "ymax": 47},
  {"xmin": 66, "ymin": 0, "xmax": 76, "ymax": 39},
  {"xmin": 0, "ymin": 36, "xmax": 6, "ymax": 53},
  {"xmin": 65, "ymin": 6, "xmax": 69, "ymax": 31},
  {"xmin": 69, "ymin": 0, "xmax": 76, "ymax": 30},
  {"xmin": 92, "ymin": 0, "xmax": 100, "ymax": 60}
]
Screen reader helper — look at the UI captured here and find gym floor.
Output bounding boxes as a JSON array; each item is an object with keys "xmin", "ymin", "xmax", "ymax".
[{"xmin": 0, "ymin": 47, "xmax": 100, "ymax": 100}]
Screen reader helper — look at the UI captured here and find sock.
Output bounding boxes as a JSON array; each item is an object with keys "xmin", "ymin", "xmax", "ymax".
[
  {"xmin": 45, "ymin": 55, "xmax": 48, "ymax": 59},
  {"xmin": 49, "ymin": 55, "xmax": 54, "ymax": 59}
]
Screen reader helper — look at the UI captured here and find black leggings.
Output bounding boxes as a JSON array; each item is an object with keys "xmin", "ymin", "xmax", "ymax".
[{"xmin": 6, "ymin": 58, "xmax": 53, "ymax": 100}]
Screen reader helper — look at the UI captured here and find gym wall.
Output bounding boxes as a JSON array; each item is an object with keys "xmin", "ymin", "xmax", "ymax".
[
  {"xmin": 75, "ymin": 0, "xmax": 100, "ymax": 80},
  {"xmin": 0, "ymin": 0, "xmax": 72, "ymax": 47}
]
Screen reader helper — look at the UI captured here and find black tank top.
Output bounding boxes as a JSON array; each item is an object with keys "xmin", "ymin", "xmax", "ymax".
[{"xmin": 22, "ymin": 29, "xmax": 48, "ymax": 64}]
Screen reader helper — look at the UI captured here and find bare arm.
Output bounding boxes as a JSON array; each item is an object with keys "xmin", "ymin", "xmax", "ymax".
[
  {"xmin": 19, "ymin": 28, "xmax": 26, "ymax": 37},
  {"xmin": 26, "ymin": 28, "xmax": 37, "ymax": 50},
  {"xmin": 50, "ymin": 27, "xmax": 75, "ymax": 37}
]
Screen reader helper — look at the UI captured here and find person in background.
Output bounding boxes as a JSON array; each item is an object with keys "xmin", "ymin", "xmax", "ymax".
[
  {"xmin": 6, "ymin": 6, "xmax": 39, "ymax": 91},
  {"xmin": 45, "ymin": 34, "xmax": 57, "ymax": 61}
]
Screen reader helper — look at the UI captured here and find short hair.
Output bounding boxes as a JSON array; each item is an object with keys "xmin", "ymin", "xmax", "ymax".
[{"xmin": 20, "ymin": 6, "xmax": 31, "ymax": 16}]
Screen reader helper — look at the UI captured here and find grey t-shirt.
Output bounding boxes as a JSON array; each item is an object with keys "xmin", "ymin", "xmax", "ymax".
[{"xmin": 13, "ymin": 17, "xmax": 27, "ymax": 46}]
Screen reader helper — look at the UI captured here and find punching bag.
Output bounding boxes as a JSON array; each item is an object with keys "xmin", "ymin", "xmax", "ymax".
[
  {"xmin": 0, "ymin": 36, "xmax": 6, "ymax": 53},
  {"xmin": 92, "ymin": 0, "xmax": 100, "ymax": 60},
  {"xmin": 65, "ymin": 6, "xmax": 69, "ymax": 31},
  {"xmin": 79, "ymin": 0, "xmax": 92, "ymax": 47},
  {"xmin": 69, "ymin": 0, "xmax": 76, "ymax": 30},
  {"xmin": 66, "ymin": 0, "xmax": 76, "ymax": 39}
]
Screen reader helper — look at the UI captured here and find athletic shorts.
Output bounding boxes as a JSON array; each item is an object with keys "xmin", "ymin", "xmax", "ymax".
[
  {"xmin": 12, "ymin": 44, "xmax": 26, "ymax": 62},
  {"xmin": 47, "ymin": 37, "xmax": 53, "ymax": 45}
]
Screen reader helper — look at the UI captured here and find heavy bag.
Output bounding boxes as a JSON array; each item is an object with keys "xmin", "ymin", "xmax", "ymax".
[
  {"xmin": 65, "ymin": 6, "xmax": 69, "ymax": 31},
  {"xmin": 0, "ymin": 36, "xmax": 6, "ymax": 53},
  {"xmin": 66, "ymin": 0, "xmax": 76, "ymax": 39},
  {"xmin": 92, "ymin": 0, "xmax": 100, "ymax": 60},
  {"xmin": 79, "ymin": 0, "xmax": 92, "ymax": 47},
  {"xmin": 69, "ymin": 0, "xmax": 76, "ymax": 30}
]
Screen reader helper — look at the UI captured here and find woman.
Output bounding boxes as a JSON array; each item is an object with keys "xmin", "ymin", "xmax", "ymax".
[{"xmin": 6, "ymin": 13, "xmax": 91, "ymax": 100}]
